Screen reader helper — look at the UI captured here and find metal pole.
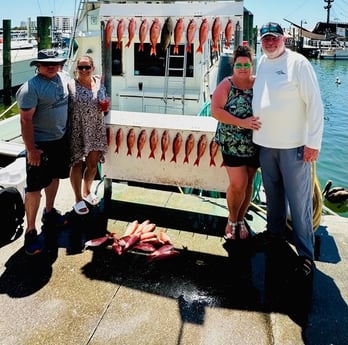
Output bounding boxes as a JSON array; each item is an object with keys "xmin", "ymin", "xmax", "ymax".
[{"xmin": 3, "ymin": 19, "xmax": 12, "ymax": 106}]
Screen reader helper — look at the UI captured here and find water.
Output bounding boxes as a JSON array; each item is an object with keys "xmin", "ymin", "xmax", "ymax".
[{"xmin": 312, "ymin": 59, "xmax": 348, "ymax": 217}]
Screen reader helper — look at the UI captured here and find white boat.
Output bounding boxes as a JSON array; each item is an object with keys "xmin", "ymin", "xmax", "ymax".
[{"xmin": 318, "ymin": 42, "xmax": 348, "ymax": 60}]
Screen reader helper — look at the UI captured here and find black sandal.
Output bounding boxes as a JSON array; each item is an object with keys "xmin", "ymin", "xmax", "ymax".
[
  {"xmin": 295, "ymin": 256, "xmax": 314, "ymax": 277},
  {"xmin": 224, "ymin": 219, "xmax": 237, "ymax": 240}
]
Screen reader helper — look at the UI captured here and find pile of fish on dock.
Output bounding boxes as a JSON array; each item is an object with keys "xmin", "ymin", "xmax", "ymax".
[
  {"xmin": 85, "ymin": 220, "xmax": 180, "ymax": 261},
  {"xmin": 105, "ymin": 15, "xmax": 234, "ymax": 55}
]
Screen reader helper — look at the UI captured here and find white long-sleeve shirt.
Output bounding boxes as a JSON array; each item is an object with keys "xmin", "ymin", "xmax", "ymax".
[{"xmin": 252, "ymin": 49, "xmax": 324, "ymax": 150}]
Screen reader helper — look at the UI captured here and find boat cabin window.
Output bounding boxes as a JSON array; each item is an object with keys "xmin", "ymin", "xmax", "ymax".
[{"xmin": 132, "ymin": 43, "xmax": 194, "ymax": 77}]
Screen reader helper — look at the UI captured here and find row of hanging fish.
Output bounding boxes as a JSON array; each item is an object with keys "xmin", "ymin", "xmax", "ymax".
[
  {"xmin": 104, "ymin": 16, "xmax": 234, "ymax": 55},
  {"xmin": 85, "ymin": 219, "xmax": 180, "ymax": 261},
  {"xmin": 106, "ymin": 127, "xmax": 221, "ymax": 167}
]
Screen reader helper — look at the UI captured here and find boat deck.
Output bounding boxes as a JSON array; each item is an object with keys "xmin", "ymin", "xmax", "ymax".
[{"xmin": 0, "ymin": 176, "xmax": 348, "ymax": 345}]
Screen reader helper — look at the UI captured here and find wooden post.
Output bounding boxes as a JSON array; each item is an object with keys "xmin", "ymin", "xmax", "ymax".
[
  {"xmin": 2, "ymin": 20, "xmax": 12, "ymax": 106},
  {"xmin": 37, "ymin": 16, "xmax": 52, "ymax": 50}
]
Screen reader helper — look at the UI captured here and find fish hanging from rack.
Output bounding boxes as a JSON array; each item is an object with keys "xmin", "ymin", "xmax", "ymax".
[
  {"xmin": 105, "ymin": 18, "xmax": 114, "ymax": 49},
  {"xmin": 149, "ymin": 129, "xmax": 159, "ymax": 159},
  {"xmin": 186, "ymin": 18, "xmax": 197, "ymax": 53},
  {"xmin": 196, "ymin": 18, "xmax": 209, "ymax": 54},
  {"xmin": 224, "ymin": 19, "xmax": 233, "ymax": 48},
  {"xmin": 127, "ymin": 128, "xmax": 136, "ymax": 156},
  {"xmin": 115, "ymin": 128, "xmax": 124, "ymax": 154},
  {"xmin": 171, "ymin": 132, "xmax": 183, "ymax": 163},
  {"xmin": 194, "ymin": 134, "xmax": 207, "ymax": 166},
  {"xmin": 116, "ymin": 18, "xmax": 126, "ymax": 49},
  {"xmin": 106, "ymin": 127, "xmax": 113, "ymax": 146},
  {"xmin": 126, "ymin": 17, "xmax": 136, "ymax": 48},
  {"xmin": 211, "ymin": 17, "xmax": 222, "ymax": 52},
  {"xmin": 137, "ymin": 129, "xmax": 147, "ymax": 158},
  {"xmin": 150, "ymin": 17, "xmax": 161, "ymax": 56},
  {"xmin": 183, "ymin": 133, "xmax": 195, "ymax": 164},
  {"xmin": 209, "ymin": 138, "xmax": 219, "ymax": 166},
  {"xmin": 138, "ymin": 18, "xmax": 148, "ymax": 52},
  {"xmin": 160, "ymin": 130, "xmax": 170, "ymax": 161},
  {"xmin": 173, "ymin": 18, "xmax": 184, "ymax": 54},
  {"xmin": 160, "ymin": 17, "xmax": 173, "ymax": 52}
]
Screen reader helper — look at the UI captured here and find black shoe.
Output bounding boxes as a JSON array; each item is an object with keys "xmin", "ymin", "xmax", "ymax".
[
  {"xmin": 251, "ymin": 230, "xmax": 282, "ymax": 252},
  {"xmin": 41, "ymin": 208, "xmax": 68, "ymax": 227},
  {"xmin": 24, "ymin": 229, "xmax": 42, "ymax": 255},
  {"xmin": 294, "ymin": 256, "xmax": 314, "ymax": 278}
]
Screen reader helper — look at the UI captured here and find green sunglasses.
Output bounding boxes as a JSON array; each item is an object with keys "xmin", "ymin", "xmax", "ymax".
[{"xmin": 234, "ymin": 62, "xmax": 252, "ymax": 69}]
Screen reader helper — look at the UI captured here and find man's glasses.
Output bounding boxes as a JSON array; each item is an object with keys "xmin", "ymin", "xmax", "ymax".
[
  {"xmin": 234, "ymin": 63, "xmax": 251, "ymax": 69},
  {"xmin": 260, "ymin": 23, "xmax": 283, "ymax": 37},
  {"xmin": 77, "ymin": 65, "xmax": 92, "ymax": 71},
  {"xmin": 39, "ymin": 62, "xmax": 61, "ymax": 67}
]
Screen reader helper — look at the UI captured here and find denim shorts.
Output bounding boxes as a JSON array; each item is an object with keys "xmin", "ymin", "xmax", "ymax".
[{"xmin": 26, "ymin": 136, "xmax": 70, "ymax": 192}]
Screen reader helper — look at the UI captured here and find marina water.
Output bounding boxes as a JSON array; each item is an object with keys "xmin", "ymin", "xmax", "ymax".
[{"xmin": 313, "ymin": 59, "xmax": 348, "ymax": 217}]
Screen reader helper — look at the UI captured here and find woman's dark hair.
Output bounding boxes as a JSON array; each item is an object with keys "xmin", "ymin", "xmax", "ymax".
[{"xmin": 233, "ymin": 45, "xmax": 253, "ymax": 61}]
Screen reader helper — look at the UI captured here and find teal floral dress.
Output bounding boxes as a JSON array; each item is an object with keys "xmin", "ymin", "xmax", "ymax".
[{"xmin": 214, "ymin": 78, "xmax": 257, "ymax": 157}]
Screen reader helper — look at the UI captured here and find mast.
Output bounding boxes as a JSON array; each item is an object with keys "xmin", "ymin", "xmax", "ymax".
[{"xmin": 324, "ymin": 0, "xmax": 334, "ymax": 24}]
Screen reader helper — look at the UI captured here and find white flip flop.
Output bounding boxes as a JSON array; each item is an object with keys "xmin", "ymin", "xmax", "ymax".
[
  {"xmin": 73, "ymin": 200, "xmax": 89, "ymax": 215},
  {"xmin": 83, "ymin": 192, "xmax": 99, "ymax": 206}
]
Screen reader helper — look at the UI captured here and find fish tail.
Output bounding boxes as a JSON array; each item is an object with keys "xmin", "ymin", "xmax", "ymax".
[
  {"xmin": 149, "ymin": 151, "xmax": 155, "ymax": 159},
  {"xmin": 183, "ymin": 156, "xmax": 189, "ymax": 164},
  {"xmin": 196, "ymin": 45, "xmax": 203, "ymax": 53},
  {"xmin": 170, "ymin": 155, "xmax": 177, "ymax": 163},
  {"xmin": 125, "ymin": 41, "xmax": 130, "ymax": 48},
  {"xmin": 137, "ymin": 151, "xmax": 141, "ymax": 158},
  {"xmin": 127, "ymin": 149, "xmax": 132, "ymax": 156},
  {"xmin": 139, "ymin": 43, "xmax": 144, "ymax": 52},
  {"xmin": 210, "ymin": 158, "xmax": 216, "ymax": 166},
  {"xmin": 194, "ymin": 157, "xmax": 200, "ymax": 166},
  {"xmin": 114, "ymin": 147, "xmax": 119, "ymax": 154},
  {"xmin": 150, "ymin": 46, "xmax": 156, "ymax": 56},
  {"xmin": 160, "ymin": 153, "xmax": 166, "ymax": 161},
  {"xmin": 186, "ymin": 44, "xmax": 191, "ymax": 53},
  {"xmin": 173, "ymin": 46, "xmax": 178, "ymax": 54}
]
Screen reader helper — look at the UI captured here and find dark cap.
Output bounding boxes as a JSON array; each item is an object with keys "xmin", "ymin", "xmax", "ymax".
[
  {"xmin": 260, "ymin": 22, "xmax": 284, "ymax": 38},
  {"xmin": 30, "ymin": 49, "xmax": 67, "ymax": 67}
]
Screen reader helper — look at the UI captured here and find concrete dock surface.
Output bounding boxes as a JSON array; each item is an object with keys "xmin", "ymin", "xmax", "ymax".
[{"xmin": 0, "ymin": 178, "xmax": 347, "ymax": 345}]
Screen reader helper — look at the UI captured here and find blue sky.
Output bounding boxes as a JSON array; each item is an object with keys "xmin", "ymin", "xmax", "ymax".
[
  {"xmin": 244, "ymin": 0, "xmax": 348, "ymax": 31},
  {"xmin": 1, "ymin": 0, "xmax": 347, "ymax": 30}
]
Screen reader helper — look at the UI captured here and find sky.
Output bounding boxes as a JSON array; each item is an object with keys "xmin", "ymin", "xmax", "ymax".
[
  {"xmin": 244, "ymin": 0, "xmax": 348, "ymax": 31},
  {"xmin": 1, "ymin": 0, "xmax": 347, "ymax": 30}
]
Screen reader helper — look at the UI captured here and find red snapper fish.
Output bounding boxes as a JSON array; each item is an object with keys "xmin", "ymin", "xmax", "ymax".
[
  {"xmin": 137, "ymin": 129, "xmax": 147, "ymax": 158},
  {"xmin": 183, "ymin": 133, "xmax": 195, "ymax": 164},
  {"xmin": 171, "ymin": 132, "xmax": 183, "ymax": 163},
  {"xmin": 150, "ymin": 18, "xmax": 161, "ymax": 56},
  {"xmin": 173, "ymin": 18, "xmax": 184, "ymax": 54},
  {"xmin": 126, "ymin": 17, "xmax": 136, "ymax": 48},
  {"xmin": 209, "ymin": 138, "xmax": 219, "ymax": 166},
  {"xmin": 224, "ymin": 19, "xmax": 233, "ymax": 48},
  {"xmin": 160, "ymin": 130, "xmax": 170, "ymax": 161},
  {"xmin": 106, "ymin": 127, "xmax": 113, "ymax": 146},
  {"xmin": 211, "ymin": 17, "xmax": 222, "ymax": 52},
  {"xmin": 105, "ymin": 18, "xmax": 114, "ymax": 49},
  {"xmin": 115, "ymin": 128, "xmax": 124, "ymax": 154},
  {"xmin": 149, "ymin": 128, "xmax": 159, "ymax": 159},
  {"xmin": 127, "ymin": 128, "xmax": 136, "ymax": 156},
  {"xmin": 194, "ymin": 134, "xmax": 207, "ymax": 166},
  {"xmin": 196, "ymin": 18, "xmax": 209, "ymax": 54},
  {"xmin": 160, "ymin": 17, "xmax": 173, "ymax": 52},
  {"xmin": 116, "ymin": 18, "xmax": 126, "ymax": 49},
  {"xmin": 186, "ymin": 19, "xmax": 197, "ymax": 53},
  {"xmin": 138, "ymin": 18, "xmax": 148, "ymax": 52}
]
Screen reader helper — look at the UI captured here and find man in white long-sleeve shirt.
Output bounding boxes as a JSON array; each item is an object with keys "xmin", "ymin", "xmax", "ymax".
[{"xmin": 252, "ymin": 22, "xmax": 324, "ymax": 277}]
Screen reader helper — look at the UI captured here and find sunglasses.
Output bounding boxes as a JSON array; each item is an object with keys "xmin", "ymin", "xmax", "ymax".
[
  {"xmin": 260, "ymin": 23, "xmax": 283, "ymax": 37},
  {"xmin": 77, "ymin": 65, "xmax": 92, "ymax": 71},
  {"xmin": 234, "ymin": 63, "xmax": 251, "ymax": 69}
]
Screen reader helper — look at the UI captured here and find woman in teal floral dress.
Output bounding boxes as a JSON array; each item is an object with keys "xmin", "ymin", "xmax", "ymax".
[{"xmin": 211, "ymin": 45, "xmax": 261, "ymax": 240}]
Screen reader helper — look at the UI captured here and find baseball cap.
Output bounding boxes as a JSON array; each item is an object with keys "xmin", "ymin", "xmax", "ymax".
[
  {"xmin": 30, "ymin": 49, "xmax": 67, "ymax": 67},
  {"xmin": 260, "ymin": 22, "xmax": 284, "ymax": 39}
]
